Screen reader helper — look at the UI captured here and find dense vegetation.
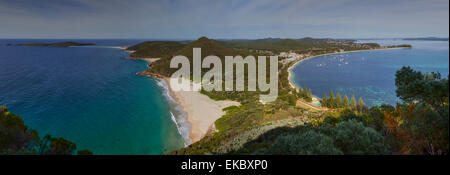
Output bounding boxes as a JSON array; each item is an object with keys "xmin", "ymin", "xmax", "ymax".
[
  {"xmin": 18, "ymin": 41, "xmax": 95, "ymax": 47},
  {"xmin": 126, "ymin": 41, "xmax": 186, "ymax": 58},
  {"xmin": 218, "ymin": 37, "xmax": 381, "ymax": 54},
  {"xmin": 0, "ymin": 106, "xmax": 92, "ymax": 155}
]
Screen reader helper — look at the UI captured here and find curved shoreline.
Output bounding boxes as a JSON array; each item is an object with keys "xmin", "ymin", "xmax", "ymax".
[
  {"xmin": 162, "ymin": 77, "xmax": 240, "ymax": 144},
  {"xmin": 137, "ymin": 68, "xmax": 240, "ymax": 145},
  {"xmin": 287, "ymin": 47, "xmax": 411, "ymax": 90}
]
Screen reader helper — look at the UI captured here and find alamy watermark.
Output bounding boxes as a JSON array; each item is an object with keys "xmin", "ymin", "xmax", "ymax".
[{"xmin": 169, "ymin": 48, "xmax": 278, "ymax": 102}]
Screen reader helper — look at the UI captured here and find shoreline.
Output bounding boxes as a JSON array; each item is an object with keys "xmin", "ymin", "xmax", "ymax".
[
  {"xmin": 162, "ymin": 77, "xmax": 240, "ymax": 144},
  {"xmin": 137, "ymin": 69, "xmax": 240, "ymax": 145},
  {"xmin": 287, "ymin": 47, "xmax": 410, "ymax": 91}
]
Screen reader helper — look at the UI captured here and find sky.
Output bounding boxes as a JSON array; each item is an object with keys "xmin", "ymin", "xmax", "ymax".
[{"xmin": 0, "ymin": 0, "xmax": 448, "ymax": 39}]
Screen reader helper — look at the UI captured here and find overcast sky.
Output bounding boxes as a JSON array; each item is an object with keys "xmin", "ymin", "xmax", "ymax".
[{"xmin": 0, "ymin": 0, "xmax": 448, "ymax": 39}]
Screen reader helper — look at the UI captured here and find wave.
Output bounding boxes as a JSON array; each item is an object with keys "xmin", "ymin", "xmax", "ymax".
[{"xmin": 155, "ymin": 78, "xmax": 192, "ymax": 146}]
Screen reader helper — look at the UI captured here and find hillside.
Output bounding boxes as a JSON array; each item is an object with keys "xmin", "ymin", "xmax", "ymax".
[
  {"xmin": 218, "ymin": 38, "xmax": 380, "ymax": 53},
  {"xmin": 147, "ymin": 37, "xmax": 242, "ymax": 76},
  {"xmin": 126, "ymin": 41, "xmax": 186, "ymax": 58}
]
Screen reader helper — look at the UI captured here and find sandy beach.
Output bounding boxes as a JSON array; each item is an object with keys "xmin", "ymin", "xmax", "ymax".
[{"xmin": 163, "ymin": 77, "xmax": 240, "ymax": 144}]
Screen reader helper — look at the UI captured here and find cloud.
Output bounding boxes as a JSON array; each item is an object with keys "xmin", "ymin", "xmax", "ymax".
[{"xmin": 0, "ymin": 0, "xmax": 448, "ymax": 38}]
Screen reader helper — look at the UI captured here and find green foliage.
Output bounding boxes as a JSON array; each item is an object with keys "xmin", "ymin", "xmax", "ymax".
[
  {"xmin": 333, "ymin": 120, "xmax": 387, "ymax": 154},
  {"xmin": 0, "ymin": 106, "xmax": 38, "ymax": 154},
  {"xmin": 328, "ymin": 92, "xmax": 335, "ymax": 108},
  {"xmin": 261, "ymin": 130, "xmax": 342, "ymax": 155},
  {"xmin": 322, "ymin": 93, "xmax": 328, "ymax": 107},
  {"xmin": 336, "ymin": 92, "xmax": 342, "ymax": 108},
  {"xmin": 343, "ymin": 95, "xmax": 349, "ymax": 108},
  {"xmin": 127, "ymin": 41, "xmax": 185, "ymax": 58},
  {"xmin": 247, "ymin": 117, "xmax": 387, "ymax": 155},
  {"xmin": 287, "ymin": 94, "xmax": 297, "ymax": 106},
  {"xmin": 398, "ymin": 103, "xmax": 449, "ymax": 154},
  {"xmin": 39, "ymin": 135, "xmax": 77, "ymax": 155},
  {"xmin": 77, "ymin": 149, "xmax": 93, "ymax": 155},
  {"xmin": 0, "ymin": 106, "xmax": 92, "ymax": 155},
  {"xmin": 307, "ymin": 89, "xmax": 313, "ymax": 102},
  {"xmin": 149, "ymin": 37, "xmax": 239, "ymax": 77},
  {"xmin": 218, "ymin": 38, "xmax": 382, "ymax": 53},
  {"xmin": 357, "ymin": 97, "xmax": 367, "ymax": 112},
  {"xmin": 393, "ymin": 67, "xmax": 449, "ymax": 154},
  {"xmin": 351, "ymin": 94, "xmax": 357, "ymax": 110},
  {"xmin": 395, "ymin": 66, "xmax": 449, "ymax": 112}
]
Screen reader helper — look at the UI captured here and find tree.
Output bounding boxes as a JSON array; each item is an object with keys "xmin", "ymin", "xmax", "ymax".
[
  {"xmin": 394, "ymin": 67, "xmax": 449, "ymax": 154},
  {"xmin": 358, "ymin": 97, "xmax": 366, "ymax": 112},
  {"xmin": 0, "ymin": 106, "xmax": 39, "ymax": 154},
  {"xmin": 303, "ymin": 87, "xmax": 308, "ymax": 98},
  {"xmin": 395, "ymin": 66, "xmax": 449, "ymax": 115},
  {"xmin": 39, "ymin": 135, "xmax": 77, "ymax": 155},
  {"xmin": 351, "ymin": 94, "xmax": 357, "ymax": 110},
  {"xmin": 336, "ymin": 92, "xmax": 342, "ymax": 108},
  {"xmin": 329, "ymin": 92, "xmax": 335, "ymax": 108},
  {"xmin": 1, "ymin": 106, "xmax": 92, "ymax": 155},
  {"xmin": 262, "ymin": 131, "xmax": 343, "ymax": 155},
  {"xmin": 333, "ymin": 120, "xmax": 387, "ymax": 154},
  {"xmin": 343, "ymin": 95, "xmax": 349, "ymax": 108},
  {"xmin": 297, "ymin": 87, "xmax": 303, "ymax": 98},
  {"xmin": 78, "ymin": 149, "xmax": 93, "ymax": 155},
  {"xmin": 288, "ymin": 94, "xmax": 297, "ymax": 106},
  {"xmin": 306, "ymin": 89, "xmax": 313, "ymax": 102},
  {"xmin": 322, "ymin": 93, "xmax": 328, "ymax": 107}
]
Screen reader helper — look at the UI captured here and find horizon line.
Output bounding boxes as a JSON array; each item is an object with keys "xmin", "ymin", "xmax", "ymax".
[{"xmin": 0, "ymin": 36, "xmax": 449, "ymax": 41}]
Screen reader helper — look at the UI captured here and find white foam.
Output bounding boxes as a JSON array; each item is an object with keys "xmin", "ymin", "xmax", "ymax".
[{"xmin": 155, "ymin": 79, "xmax": 192, "ymax": 146}]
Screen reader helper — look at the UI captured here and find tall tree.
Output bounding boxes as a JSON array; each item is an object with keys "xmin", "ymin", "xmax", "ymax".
[
  {"xmin": 351, "ymin": 94, "xmax": 357, "ymax": 110},
  {"xmin": 343, "ymin": 95, "xmax": 349, "ymax": 108},
  {"xmin": 329, "ymin": 92, "xmax": 335, "ymax": 108},
  {"xmin": 322, "ymin": 93, "xmax": 328, "ymax": 107},
  {"xmin": 336, "ymin": 92, "xmax": 342, "ymax": 108},
  {"xmin": 358, "ymin": 97, "xmax": 365, "ymax": 108},
  {"xmin": 303, "ymin": 87, "xmax": 308, "ymax": 98},
  {"xmin": 297, "ymin": 87, "xmax": 303, "ymax": 98},
  {"xmin": 307, "ymin": 89, "xmax": 313, "ymax": 101},
  {"xmin": 358, "ymin": 97, "xmax": 366, "ymax": 112}
]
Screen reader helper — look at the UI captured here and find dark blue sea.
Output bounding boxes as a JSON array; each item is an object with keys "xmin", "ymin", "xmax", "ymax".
[
  {"xmin": 0, "ymin": 39, "xmax": 187, "ymax": 154},
  {"xmin": 290, "ymin": 40, "xmax": 449, "ymax": 106}
]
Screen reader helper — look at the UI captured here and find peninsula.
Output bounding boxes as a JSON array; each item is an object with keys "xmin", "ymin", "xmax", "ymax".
[
  {"xmin": 18, "ymin": 41, "xmax": 95, "ymax": 47},
  {"xmin": 126, "ymin": 37, "xmax": 418, "ymax": 153}
]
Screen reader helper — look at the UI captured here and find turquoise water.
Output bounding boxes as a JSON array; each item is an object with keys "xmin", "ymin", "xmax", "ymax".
[
  {"xmin": 290, "ymin": 40, "xmax": 449, "ymax": 107},
  {"xmin": 0, "ymin": 39, "xmax": 186, "ymax": 154}
]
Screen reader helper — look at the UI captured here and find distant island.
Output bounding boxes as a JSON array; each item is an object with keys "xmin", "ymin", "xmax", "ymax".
[
  {"xmin": 18, "ymin": 41, "xmax": 95, "ymax": 47},
  {"xmin": 403, "ymin": 37, "xmax": 449, "ymax": 41}
]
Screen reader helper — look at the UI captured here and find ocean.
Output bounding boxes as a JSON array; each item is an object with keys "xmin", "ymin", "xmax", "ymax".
[
  {"xmin": 290, "ymin": 40, "xmax": 449, "ymax": 107},
  {"xmin": 0, "ymin": 39, "xmax": 187, "ymax": 155}
]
